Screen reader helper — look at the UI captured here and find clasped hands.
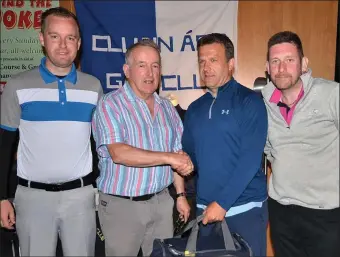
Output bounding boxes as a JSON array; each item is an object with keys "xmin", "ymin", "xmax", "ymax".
[{"xmin": 170, "ymin": 150, "xmax": 194, "ymax": 176}]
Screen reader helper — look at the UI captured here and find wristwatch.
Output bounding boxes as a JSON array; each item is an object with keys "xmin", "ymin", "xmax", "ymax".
[{"xmin": 176, "ymin": 192, "xmax": 186, "ymax": 198}]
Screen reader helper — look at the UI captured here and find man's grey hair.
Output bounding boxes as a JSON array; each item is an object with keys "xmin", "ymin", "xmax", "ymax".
[{"xmin": 124, "ymin": 38, "xmax": 161, "ymax": 65}]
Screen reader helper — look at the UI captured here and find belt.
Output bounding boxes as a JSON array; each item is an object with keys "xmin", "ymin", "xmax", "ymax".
[
  {"xmin": 18, "ymin": 173, "xmax": 94, "ymax": 192},
  {"xmin": 110, "ymin": 190, "xmax": 164, "ymax": 202}
]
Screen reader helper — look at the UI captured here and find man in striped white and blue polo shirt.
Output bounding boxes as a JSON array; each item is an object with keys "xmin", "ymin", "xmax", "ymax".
[
  {"xmin": 92, "ymin": 39, "xmax": 192, "ymax": 256},
  {"xmin": 0, "ymin": 7, "xmax": 102, "ymax": 256}
]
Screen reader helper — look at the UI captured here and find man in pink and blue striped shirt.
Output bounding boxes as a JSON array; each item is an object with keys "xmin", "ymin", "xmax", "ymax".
[{"xmin": 92, "ymin": 39, "xmax": 192, "ymax": 256}]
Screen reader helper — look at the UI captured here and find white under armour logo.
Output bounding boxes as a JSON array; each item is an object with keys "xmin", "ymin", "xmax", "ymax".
[{"xmin": 221, "ymin": 109, "xmax": 229, "ymax": 115}]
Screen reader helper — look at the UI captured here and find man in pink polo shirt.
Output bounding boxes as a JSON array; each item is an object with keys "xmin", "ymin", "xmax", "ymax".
[{"xmin": 262, "ymin": 31, "xmax": 339, "ymax": 257}]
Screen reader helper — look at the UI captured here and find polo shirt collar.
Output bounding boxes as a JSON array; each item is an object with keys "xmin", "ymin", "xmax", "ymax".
[
  {"xmin": 263, "ymin": 69, "xmax": 312, "ymax": 101},
  {"xmin": 39, "ymin": 57, "xmax": 77, "ymax": 84},
  {"xmin": 124, "ymin": 82, "xmax": 161, "ymax": 104},
  {"xmin": 207, "ymin": 77, "xmax": 235, "ymax": 97},
  {"xmin": 269, "ymin": 83, "xmax": 305, "ymax": 104}
]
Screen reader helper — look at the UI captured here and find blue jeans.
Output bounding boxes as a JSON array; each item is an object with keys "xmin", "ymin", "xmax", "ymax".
[{"xmin": 196, "ymin": 201, "xmax": 268, "ymax": 256}]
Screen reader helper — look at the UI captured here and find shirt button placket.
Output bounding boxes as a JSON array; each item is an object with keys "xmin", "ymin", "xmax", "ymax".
[{"xmin": 58, "ymin": 79, "xmax": 66, "ymax": 106}]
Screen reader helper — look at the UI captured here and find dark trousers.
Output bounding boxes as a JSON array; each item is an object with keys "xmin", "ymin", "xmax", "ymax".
[
  {"xmin": 268, "ymin": 198, "xmax": 340, "ymax": 257},
  {"xmin": 196, "ymin": 201, "xmax": 268, "ymax": 256}
]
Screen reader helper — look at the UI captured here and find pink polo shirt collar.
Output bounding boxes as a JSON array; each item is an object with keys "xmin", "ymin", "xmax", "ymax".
[{"xmin": 269, "ymin": 87, "xmax": 304, "ymax": 126}]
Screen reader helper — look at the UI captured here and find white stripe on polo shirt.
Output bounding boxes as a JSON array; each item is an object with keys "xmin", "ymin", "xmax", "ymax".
[
  {"xmin": 17, "ymin": 88, "xmax": 59, "ymax": 103},
  {"xmin": 66, "ymin": 89, "xmax": 99, "ymax": 104},
  {"xmin": 17, "ymin": 88, "xmax": 99, "ymax": 105}
]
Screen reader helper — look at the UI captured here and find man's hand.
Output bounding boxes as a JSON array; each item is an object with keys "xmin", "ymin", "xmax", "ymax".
[
  {"xmin": 202, "ymin": 201, "xmax": 226, "ymax": 225},
  {"xmin": 176, "ymin": 196, "xmax": 191, "ymax": 223},
  {"xmin": 174, "ymin": 150, "xmax": 194, "ymax": 176},
  {"xmin": 0, "ymin": 200, "xmax": 15, "ymax": 229},
  {"xmin": 168, "ymin": 151, "xmax": 193, "ymax": 176}
]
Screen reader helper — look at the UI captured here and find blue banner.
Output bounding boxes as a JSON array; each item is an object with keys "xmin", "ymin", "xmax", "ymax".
[
  {"xmin": 75, "ymin": 1, "xmax": 238, "ymax": 109},
  {"xmin": 75, "ymin": 1, "xmax": 156, "ymax": 92}
]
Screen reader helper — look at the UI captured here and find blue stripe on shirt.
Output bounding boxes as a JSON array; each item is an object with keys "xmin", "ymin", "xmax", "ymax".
[
  {"xmin": 0, "ymin": 124, "xmax": 18, "ymax": 131},
  {"xmin": 20, "ymin": 101, "xmax": 96, "ymax": 122}
]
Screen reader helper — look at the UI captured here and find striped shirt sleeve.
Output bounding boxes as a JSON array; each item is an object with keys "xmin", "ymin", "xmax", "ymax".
[
  {"xmin": 92, "ymin": 95, "xmax": 125, "ymax": 157},
  {"xmin": 168, "ymin": 102, "xmax": 183, "ymax": 152}
]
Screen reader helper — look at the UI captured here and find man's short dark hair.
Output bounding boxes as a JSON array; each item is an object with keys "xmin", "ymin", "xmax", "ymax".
[
  {"xmin": 197, "ymin": 33, "xmax": 234, "ymax": 61},
  {"xmin": 267, "ymin": 31, "xmax": 304, "ymax": 61},
  {"xmin": 41, "ymin": 7, "xmax": 80, "ymax": 35}
]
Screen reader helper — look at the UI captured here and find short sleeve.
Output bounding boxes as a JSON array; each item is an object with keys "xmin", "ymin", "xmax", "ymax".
[
  {"xmin": 171, "ymin": 105, "xmax": 183, "ymax": 152},
  {"xmin": 91, "ymin": 96, "xmax": 125, "ymax": 157},
  {"xmin": 0, "ymin": 79, "xmax": 21, "ymax": 131},
  {"xmin": 96, "ymin": 81, "xmax": 104, "ymax": 104}
]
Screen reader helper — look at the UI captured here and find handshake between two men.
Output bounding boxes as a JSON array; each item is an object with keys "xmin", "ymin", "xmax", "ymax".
[{"xmin": 170, "ymin": 150, "xmax": 194, "ymax": 177}]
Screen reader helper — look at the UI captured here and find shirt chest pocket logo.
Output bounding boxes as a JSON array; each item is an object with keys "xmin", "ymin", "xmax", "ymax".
[
  {"xmin": 221, "ymin": 109, "xmax": 230, "ymax": 115},
  {"xmin": 302, "ymin": 108, "xmax": 321, "ymax": 119},
  {"xmin": 309, "ymin": 109, "xmax": 319, "ymax": 116},
  {"xmin": 216, "ymin": 109, "xmax": 239, "ymax": 133}
]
